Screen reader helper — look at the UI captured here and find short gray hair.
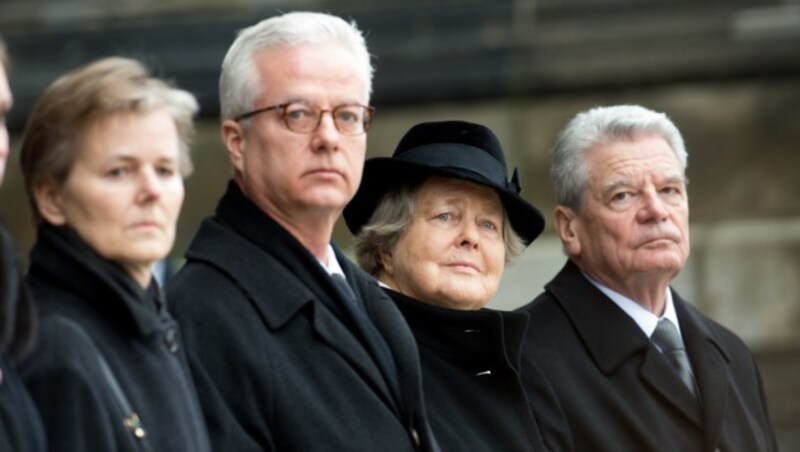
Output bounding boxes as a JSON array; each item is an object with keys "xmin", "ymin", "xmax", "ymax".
[
  {"xmin": 551, "ymin": 104, "xmax": 688, "ymax": 211},
  {"xmin": 354, "ymin": 178, "xmax": 526, "ymax": 277},
  {"xmin": 219, "ymin": 11, "xmax": 373, "ymax": 121}
]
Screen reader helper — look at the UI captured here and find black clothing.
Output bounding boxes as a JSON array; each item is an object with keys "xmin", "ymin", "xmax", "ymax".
[
  {"xmin": 388, "ymin": 289, "xmax": 551, "ymax": 452},
  {"xmin": 168, "ymin": 181, "xmax": 439, "ymax": 452},
  {"xmin": 20, "ymin": 225, "xmax": 211, "ymax": 452},
  {"xmin": 519, "ymin": 260, "xmax": 778, "ymax": 452},
  {"xmin": 0, "ymin": 223, "xmax": 45, "ymax": 452}
]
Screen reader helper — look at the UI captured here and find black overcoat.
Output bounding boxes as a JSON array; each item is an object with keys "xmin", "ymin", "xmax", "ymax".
[
  {"xmin": 519, "ymin": 260, "xmax": 778, "ymax": 452},
  {"xmin": 20, "ymin": 225, "xmax": 211, "ymax": 452},
  {"xmin": 388, "ymin": 289, "xmax": 553, "ymax": 452},
  {"xmin": 0, "ymin": 223, "xmax": 45, "ymax": 452},
  {"xmin": 167, "ymin": 181, "xmax": 439, "ymax": 452}
]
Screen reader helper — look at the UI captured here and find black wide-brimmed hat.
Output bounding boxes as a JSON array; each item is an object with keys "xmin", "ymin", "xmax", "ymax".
[{"xmin": 344, "ymin": 120, "xmax": 545, "ymax": 245}]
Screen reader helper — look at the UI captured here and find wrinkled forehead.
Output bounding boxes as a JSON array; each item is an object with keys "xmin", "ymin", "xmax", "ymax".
[{"xmin": 592, "ymin": 133, "xmax": 682, "ymax": 169}]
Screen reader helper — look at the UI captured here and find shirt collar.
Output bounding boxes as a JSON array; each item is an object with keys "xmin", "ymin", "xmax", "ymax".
[
  {"xmin": 318, "ymin": 244, "xmax": 346, "ymax": 278},
  {"xmin": 583, "ymin": 273, "xmax": 683, "ymax": 339}
]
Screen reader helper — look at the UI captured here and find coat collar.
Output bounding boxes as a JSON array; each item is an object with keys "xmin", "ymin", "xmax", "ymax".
[
  {"xmin": 184, "ymin": 182, "xmax": 428, "ymax": 421},
  {"xmin": 674, "ymin": 293, "xmax": 732, "ymax": 449},
  {"xmin": 27, "ymin": 224, "xmax": 164, "ymax": 337},
  {"xmin": 388, "ymin": 289, "xmax": 529, "ymax": 370},
  {"xmin": 545, "ymin": 261, "xmax": 651, "ymax": 374},
  {"xmin": 190, "ymin": 181, "xmax": 366, "ymax": 329},
  {"xmin": 546, "ymin": 260, "xmax": 732, "ymax": 428}
]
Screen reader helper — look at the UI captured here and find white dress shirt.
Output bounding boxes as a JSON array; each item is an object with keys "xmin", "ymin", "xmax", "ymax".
[{"xmin": 583, "ymin": 273, "xmax": 685, "ymax": 342}]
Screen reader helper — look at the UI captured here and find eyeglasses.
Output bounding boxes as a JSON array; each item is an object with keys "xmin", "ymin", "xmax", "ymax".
[{"xmin": 234, "ymin": 101, "xmax": 375, "ymax": 136}]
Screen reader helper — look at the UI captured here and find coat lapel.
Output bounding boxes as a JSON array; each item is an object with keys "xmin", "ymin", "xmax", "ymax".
[
  {"xmin": 639, "ymin": 345, "xmax": 704, "ymax": 425},
  {"xmin": 548, "ymin": 261, "xmax": 703, "ymax": 426},
  {"xmin": 675, "ymin": 295, "xmax": 732, "ymax": 450},
  {"xmin": 309, "ymin": 301, "xmax": 396, "ymax": 410},
  {"xmin": 184, "ymin": 218, "xmax": 396, "ymax": 412},
  {"xmin": 345, "ymin": 263, "xmax": 441, "ymax": 452}
]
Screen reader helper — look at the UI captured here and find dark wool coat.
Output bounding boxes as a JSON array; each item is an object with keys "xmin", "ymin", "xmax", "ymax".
[
  {"xmin": 0, "ymin": 222, "xmax": 45, "ymax": 452},
  {"xmin": 388, "ymin": 289, "xmax": 552, "ymax": 452},
  {"xmin": 518, "ymin": 260, "xmax": 778, "ymax": 452},
  {"xmin": 20, "ymin": 225, "xmax": 211, "ymax": 452},
  {"xmin": 167, "ymin": 181, "xmax": 439, "ymax": 452}
]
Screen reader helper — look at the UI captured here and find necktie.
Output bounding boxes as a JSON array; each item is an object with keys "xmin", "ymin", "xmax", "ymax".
[
  {"xmin": 329, "ymin": 274, "xmax": 401, "ymax": 402},
  {"xmin": 651, "ymin": 318, "xmax": 697, "ymax": 397}
]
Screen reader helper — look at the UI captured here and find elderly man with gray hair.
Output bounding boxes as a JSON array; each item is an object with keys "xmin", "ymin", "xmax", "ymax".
[{"xmin": 520, "ymin": 105, "xmax": 777, "ymax": 451}]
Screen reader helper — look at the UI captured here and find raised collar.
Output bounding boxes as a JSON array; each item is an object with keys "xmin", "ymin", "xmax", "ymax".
[
  {"xmin": 186, "ymin": 181, "xmax": 355, "ymax": 329},
  {"xmin": 387, "ymin": 289, "xmax": 528, "ymax": 370},
  {"xmin": 584, "ymin": 274, "xmax": 682, "ymax": 339},
  {"xmin": 28, "ymin": 224, "xmax": 164, "ymax": 337},
  {"xmin": 546, "ymin": 260, "xmax": 729, "ymax": 373}
]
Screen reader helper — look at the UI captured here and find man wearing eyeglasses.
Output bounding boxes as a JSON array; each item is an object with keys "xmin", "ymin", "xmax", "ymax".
[{"xmin": 167, "ymin": 11, "xmax": 440, "ymax": 452}]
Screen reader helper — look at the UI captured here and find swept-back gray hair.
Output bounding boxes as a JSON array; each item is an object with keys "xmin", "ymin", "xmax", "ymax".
[
  {"xmin": 354, "ymin": 178, "xmax": 526, "ymax": 277},
  {"xmin": 551, "ymin": 104, "xmax": 688, "ymax": 211},
  {"xmin": 219, "ymin": 11, "xmax": 373, "ymax": 121}
]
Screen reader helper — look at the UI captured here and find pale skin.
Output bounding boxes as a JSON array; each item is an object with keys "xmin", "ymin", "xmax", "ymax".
[
  {"xmin": 379, "ymin": 177, "xmax": 507, "ymax": 311},
  {"xmin": 222, "ymin": 43, "xmax": 368, "ymax": 263},
  {"xmin": 34, "ymin": 109, "xmax": 185, "ymax": 288},
  {"xmin": 0, "ymin": 64, "xmax": 12, "ymax": 185},
  {"xmin": 554, "ymin": 132, "xmax": 690, "ymax": 315}
]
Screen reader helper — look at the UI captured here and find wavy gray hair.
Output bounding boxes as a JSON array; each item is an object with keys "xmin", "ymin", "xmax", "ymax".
[{"xmin": 354, "ymin": 178, "xmax": 526, "ymax": 277}]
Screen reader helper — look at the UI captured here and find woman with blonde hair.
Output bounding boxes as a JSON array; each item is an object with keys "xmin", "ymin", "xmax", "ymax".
[{"xmin": 19, "ymin": 57, "xmax": 210, "ymax": 452}]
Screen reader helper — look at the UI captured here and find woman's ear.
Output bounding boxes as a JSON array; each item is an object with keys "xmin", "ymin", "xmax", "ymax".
[
  {"xmin": 378, "ymin": 250, "xmax": 394, "ymax": 276},
  {"xmin": 33, "ymin": 180, "xmax": 67, "ymax": 225},
  {"xmin": 554, "ymin": 205, "xmax": 581, "ymax": 257}
]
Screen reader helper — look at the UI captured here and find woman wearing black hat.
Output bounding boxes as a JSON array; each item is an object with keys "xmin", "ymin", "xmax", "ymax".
[{"xmin": 344, "ymin": 120, "xmax": 556, "ymax": 451}]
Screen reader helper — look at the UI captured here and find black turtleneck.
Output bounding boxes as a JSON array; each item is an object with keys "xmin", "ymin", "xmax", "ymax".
[
  {"xmin": 385, "ymin": 288, "xmax": 549, "ymax": 452},
  {"xmin": 20, "ymin": 223, "xmax": 211, "ymax": 452}
]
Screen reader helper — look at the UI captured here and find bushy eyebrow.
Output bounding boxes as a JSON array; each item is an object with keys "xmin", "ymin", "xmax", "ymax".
[
  {"xmin": 602, "ymin": 173, "xmax": 686, "ymax": 193},
  {"xmin": 602, "ymin": 180, "xmax": 629, "ymax": 194},
  {"xmin": 661, "ymin": 175, "xmax": 687, "ymax": 186}
]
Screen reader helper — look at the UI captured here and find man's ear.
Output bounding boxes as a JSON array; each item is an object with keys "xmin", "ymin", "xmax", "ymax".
[
  {"xmin": 222, "ymin": 119, "xmax": 246, "ymax": 175},
  {"xmin": 554, "ymin": 205, "xmax": 581, "ymax": 257},
  {"xmin": 33, "ymin": 180, "xmax": 67, "ymax": 225}
]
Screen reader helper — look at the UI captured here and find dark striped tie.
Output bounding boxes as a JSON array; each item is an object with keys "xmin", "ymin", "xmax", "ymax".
[{"xmin": 651, "ymin": 318, "xmax": 698, "ymax": 397}]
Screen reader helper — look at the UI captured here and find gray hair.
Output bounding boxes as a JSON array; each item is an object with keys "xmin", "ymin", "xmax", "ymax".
[
  {"xmin": 354, "ymin": 178, "xmax": 526, "ymax": 277},
  {"xmin": 551, "ymin": 104, "xmax": 688, "ymax": 211},
  {"xmin": 219, "ymin": 11, "xmax": 373, "ymax": 121}
]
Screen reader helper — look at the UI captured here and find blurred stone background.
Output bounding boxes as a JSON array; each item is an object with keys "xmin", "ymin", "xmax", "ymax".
[{"xmin": 1, "ymin": 0, "xmax": 798, "ymax": 447}]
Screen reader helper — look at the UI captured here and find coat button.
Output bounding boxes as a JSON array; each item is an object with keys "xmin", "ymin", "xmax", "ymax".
[
  {"xmin": 163, "ymin": 328, "xmax": 179, "ymax": 353},
  {"xmin": 409, "ymin": 427, "xmax": 420, "ymax": 447}
]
